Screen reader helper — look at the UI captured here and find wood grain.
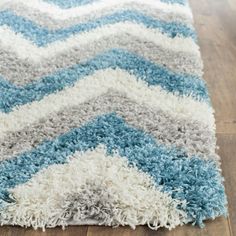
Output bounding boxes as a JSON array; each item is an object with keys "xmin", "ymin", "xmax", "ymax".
[
  {"xmin": 190, "ymin": 0, "xmax": 236, "ymax": 134},
  {"xmin": 0, "ymin": 0, "xmax": 235, "ymax": 235},
  {"xmin": 217, "ymin": 134, "xmax": 236, "ymax": 236},
  {"xmin": 0, "ymin": 226, "xmax": 88, "ymax": 236}
]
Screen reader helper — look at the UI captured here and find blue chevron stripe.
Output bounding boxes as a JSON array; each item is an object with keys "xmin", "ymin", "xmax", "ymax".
[
  {"xmin": 0, "ymin": 49, "xmax": 209, "ymax": 113},
  {"xmin": 0, "ymin": 113, "xmax": 226, "ymax": 225},
  {"xmin": 44, "ymin": 0, "xmax": 96, "ymax": 8},
  {"xmin": 0, "ymin": 10, "xmax": 196, "ymax": 46}
]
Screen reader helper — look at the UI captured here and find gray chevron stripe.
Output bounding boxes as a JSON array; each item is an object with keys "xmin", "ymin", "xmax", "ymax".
[
  {"xmin": 2, "ymin": 2, "xmax": 193, "ymax": 30},
  {"xmin": 0, "ymin": 90, "xmax": 218, "ymax": 161},
  {"xmin": 0, "ymin": 34, "xmax": 202, "ymax": 85}
]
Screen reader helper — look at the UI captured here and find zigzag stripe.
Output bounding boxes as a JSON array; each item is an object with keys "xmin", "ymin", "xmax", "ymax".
[
  {"xmin": 0, "ymin": 90, "xmax": 217, "ymax": 162},
  {"xmin": 0, "ymin": 49, "xmax": 208, "ymax": 113},
  {"xmin": 0, "ymin": 113, "xmax": 226, "ymax": 225},
  {"xmin": 3, "ymin": 147, "xmax": 186, "ymax": 229},
  {"xmin": 0, "ymin": 10, "xmax": 196, "ymax": 47},
  {"xmin": 0, "ymin": 0, "xmax": 192, "ymax": 21},
  {"xmin": 0, "ymin": 33, "xmax": 203, "ymax": 85},
  {"xmin": 48, "ymin": 0, "xmax": 187, "ymax": 7},
  {"xmin": 45, "ymin": 0, "xmax": 95, "ymax": 8},
  {"xmin": 1, "ymin": 2, "xmax": 193, "ymax": 30},
  {"xmin": 0, "ymin": 147, "xmax": 186, "ymax": 229},
  {"xmin": 0, "ymin": 69, "xmax": 214, "ymax": 140},
  {"xmin": 0, "ymin": 23, "xmax": 199, "ymax": 62}
]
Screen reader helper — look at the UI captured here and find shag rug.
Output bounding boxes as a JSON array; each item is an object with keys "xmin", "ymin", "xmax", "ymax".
[{"xmin": 0, "ymin": 0, "xmax": 227, "ymax": 231}]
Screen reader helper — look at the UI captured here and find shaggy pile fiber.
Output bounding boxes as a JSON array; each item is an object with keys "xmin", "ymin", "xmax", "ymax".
[{"xmin": 0, "ymin": 0, "xmax": 227, "ymax": 231}]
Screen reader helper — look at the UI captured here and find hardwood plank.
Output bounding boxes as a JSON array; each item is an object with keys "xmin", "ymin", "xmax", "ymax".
[
  {"xmin": 217, "ymin": 134, "xmax": 236, "ymax": 236},
  {"xmin": 0, "ymin": 226, "xmax": 88, "ymax": 236},
  {"xmin": 87, "ymin": 226, "xmax": 149, "ymax": 236},
  {"xmin": 189, "ymin": 0, "xmax": 236, "ymax": 134}
]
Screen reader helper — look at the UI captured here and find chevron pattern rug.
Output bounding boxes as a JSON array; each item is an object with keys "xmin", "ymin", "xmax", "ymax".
[{"xmin": 0, "ymin": 0, "xmax": 227, "ymax": 231}]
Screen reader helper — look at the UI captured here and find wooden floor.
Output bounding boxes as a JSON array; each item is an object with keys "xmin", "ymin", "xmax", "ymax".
[{"xmin": 1, "ymin": 0, "xmax": 236, "ymax": 235}]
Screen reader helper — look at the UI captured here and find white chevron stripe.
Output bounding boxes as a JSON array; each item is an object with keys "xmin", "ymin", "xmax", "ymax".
[
  {"xmin": 3, "ymin": 147, "xmax": 186, "ymax": 230},
  {"xmin": 0, "ymin": 22, "xmax": 200, "ymax": 62},
  {"xmin": 1, "ymin": 2, "xmax": 193, "ymax": 30},
  {"xmin": 0, "ymin": 68, "xmax": 215, "ymax": 139},
  {"xmin": 0, "ymin": 0, "xmax": 193, "ymax": 21},
  {"xmin": 0, "ymin": 32, "xmax": 203, "ymax": 85}
]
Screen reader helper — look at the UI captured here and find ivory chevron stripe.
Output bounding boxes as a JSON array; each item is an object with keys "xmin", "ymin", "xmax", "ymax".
[
  {"xmin": 1, "ymin": 2, "xmax": 193, "ymax": 30},
  {"xmin": 0, "ymin": 49, "xmax": 208, "ymax": 113},
  {"xmin": 0, "ymin": 68, "xmax": 215, "ymax": 139},
  {"xmin": 0, "ymin": 33, "xmax": 203, "ymax": 85},
  {"xmin": 0, "ymin": 0, "xmax": 193, "ymax": 21},
  {"xmin": 0, "ymin": 91, "xmax": 217, "ymax": 162},
  {"xmin": 1, "ymin": 147, "xmax": 187, "ymax": 230},
  {"xmin": 0, "ymin": 23, "xmax": 200, "ymax": 62},
  {"xmin": 0, "ymin": 10, "xmax": 196, "ymax": 47},
  {"xmin": 0, "ymin": 0, "xmax": 227, "ymax": 231}
]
